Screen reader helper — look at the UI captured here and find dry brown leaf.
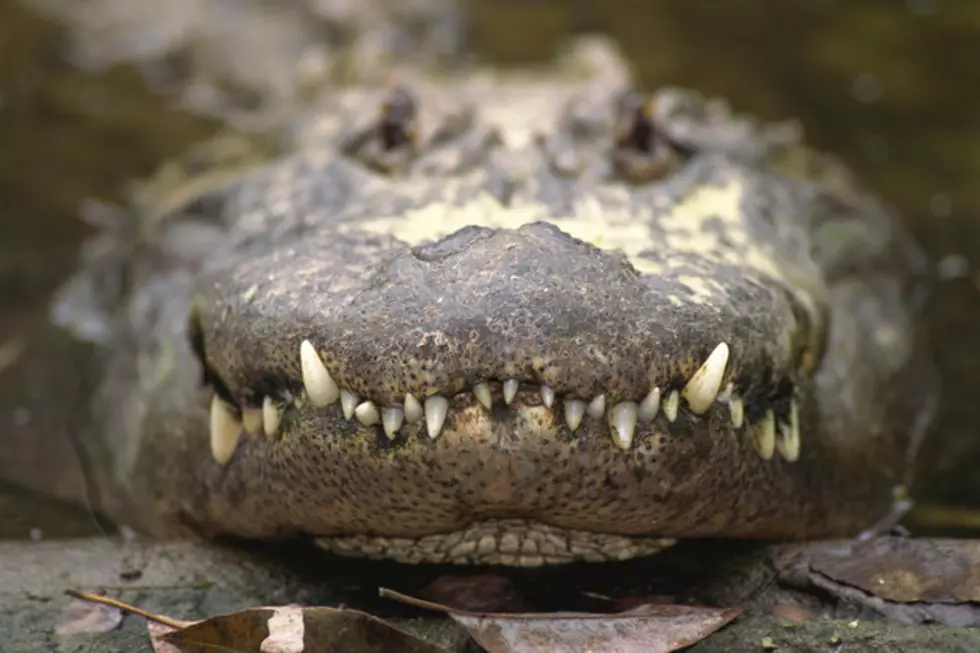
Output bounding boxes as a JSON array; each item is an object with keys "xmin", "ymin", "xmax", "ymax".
[
  {"xmin": 153, "ymin": 606, "xmax": 446, "ymax": 653},
  {"xmin": 148, "ymin": 621, "xmax": 201, "ymax": 653},
  {"xmin": 778, "ymin": 537, "xmax": 980, "ymax": 625},
  {"xmin": 67, "ymin": 589, "xmax": 445, "ymax": 653},
  {"xmin": 155, "ymin": 608, "xmax": 275, "ymax": 652},
  {"xmin": 381, "ymin": 587, "xmax": 741, "ymax": 653}
]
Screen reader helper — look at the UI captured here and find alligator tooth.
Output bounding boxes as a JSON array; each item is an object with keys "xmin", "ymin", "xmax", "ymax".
[
  {"xmin": 681, "ymin": 342, "xmax": 730, "ymax": 414},
  {"xmin": 354, "ymin": 401, "xmax": 380, "ymax": 427},
  {"xmin": 503, "ymin": 378, "xmax": 519, "ymax": 405},
  {"xmin": 564, "ymin": 399, "xmax": 586, "ymax": 431},
  {"xmin": 750, "ymin": 410, "xmax": 776, "ymax": 460},
  {"xmin": 586, "ymin": 394, "xmax": 606, "ymax": 419},
  {"xmin": 340, "ymin": 390, "xmax": 359, "ymax": 420},
  {"xmin": 242, "ymin": 407, "xmax": 263, "ymax": 436},
  {"xmin": 404, "ymin": 393, "xmax": 424, "ymax": 423},
  {"xmin": 729, "ymin": 395, "xmax": 745, "ymax": 428},
  {"xmin": 299, "ymin": 340, "xmax": 340, "ymax": 407},
  {"xmin": 425, "ymin": 396, "xmax": 449, "ymax": 439},
  {"xmin": 638, "ymin": 387, "xmax": 661, "ymax": 422},
  {"xmin": 262, "ymin": 396, "xmax": 281, "ymax": 438},
  {"xmin": 663, "ymin": 390, "xmax": 680, "ymax": 422},
  {"xmin": 473, "ymin": 382, "xmax": 493, "ymax": 410},
  {"xmin": 209, "ymin": 395, "xmax": 242, "ymax": 465},
  {"xmin": 382, "ymin": 407, "xmax": 404, "ymax": 439},
  {"xmin": 777, "ymin": 399, "xmax": 801, "ymax": 462},
  {"xmin": 540, "ymin": 386, "xmax": 555, "ymax": 407},
  {"xmin": 608, "ymin": 402, "xmax": 638, "ymax": 450}
]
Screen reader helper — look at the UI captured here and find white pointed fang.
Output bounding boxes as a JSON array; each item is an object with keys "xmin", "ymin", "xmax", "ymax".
[
  {"xmin": 609, "ymin": 402, "xmax": 639, "ymax": 450},
  {"xmin": 354, "ymin": 401, "xmax": 380, "ymax": 426},
  {"xmin": 663, "ymin": 390, "xmax": 680, "ymax": 422},
  {"xmin": 638, "ymin": 387, "xmax": 661, "ymax": 422},
  {"xmin": 209, "ymin": 395, "xmax": 242, "ymax": 465},
  {"xmin": 564, "ymin": 399, "xmax": 586, "ymax": 431},
  {"xmin": 242, "ymin": 408, "xmax": 263, "ymax": 436},
  {"xmin": 262, "ymin": 396, "xmax": 281, "ymax": 438},
  {"xmin": 473, "ymin": 382, "xmax": 493, "ymax": 410},
  {"xmin": 425, "ymin": 396, "xmax": 449, "ymax": 439},
  {"xmin": 751, "ymin": 410, "xmax": 776, "ymax": 460},
  {"xmin": 299, "ymin": 340, "xmax": 340, "ymax": 407},
  {"xmin": 586, "ymin": 394, "xmax": 606, "ymax": 419},
  {"xmin": 777, "ymin": 400, "xmax": 801, "ymax": 462},
  {"xmin": 729, "ymin": 395, "xmax": 745, "ymax": 428},
  {"xmin": 340, "ymin": 390, "xmax": 359, "ymax": 420},
  {"xmin": 540, "ymin": 386, "xmax": 555, "ymax": 407},
  {"xmin": 503, "ymin": 378, "xmax": 519, "ymax": 405},
  {"xmin": 382, "ymin": 407, "xmax": 404, "ymax": 439},
  {"xmin": 404, "ymin": 393, "xmax": 424, "ymax": 423},
  {"xmin": 681, "ymin": 342, "xmax": 730, "ymax": 414}
]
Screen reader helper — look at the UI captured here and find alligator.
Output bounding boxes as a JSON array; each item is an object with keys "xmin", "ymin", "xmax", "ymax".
[{"xmin": 41, "ymin": 38, "xmax": 937, "ymax": 566}]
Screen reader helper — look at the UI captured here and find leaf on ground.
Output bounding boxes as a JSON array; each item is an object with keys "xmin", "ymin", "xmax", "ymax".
[
  {"xmin": 151, "ymin": 608, "xmax": 275, "ymax": 653},
  {"xmin": 65, "ymin": 589, "xmax": 445, "ymax": 653},
  {"xmin": 55, "ymin": 591, "xmax": 124, "ymax": 635},
  {"xmin": 777, "ymin": 536, "xmax": 980, "ymax": 626},
  {"xmin": 381, "ymin": 587, "xmax": 742, "ymax": 653},
  {"xmin": 809, "ymin": 536, "xmax": 980, "ymax": 603},
  {"xmin": 153, "ymin": 606, "xmax": 446, "ymax": 653}
]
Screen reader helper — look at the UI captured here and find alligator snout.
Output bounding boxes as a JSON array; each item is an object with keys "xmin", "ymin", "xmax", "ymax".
[{"xmin": 192, "ymin": 178, "xmax": 813, "ymax": 468}]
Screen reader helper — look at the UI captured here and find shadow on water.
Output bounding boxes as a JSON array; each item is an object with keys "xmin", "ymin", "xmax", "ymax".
[{"xmin": 0, "ymin": 0, "xmax": 978, "ymax": 536}]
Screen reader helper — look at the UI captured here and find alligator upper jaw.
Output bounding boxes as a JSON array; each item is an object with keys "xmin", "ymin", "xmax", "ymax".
[{"xmin": 191, "ymin": 212, "xmax": 813, "ymax": 459}]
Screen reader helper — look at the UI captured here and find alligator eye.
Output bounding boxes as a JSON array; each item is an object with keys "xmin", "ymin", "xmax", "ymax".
[
  {"xmin": 378, "ymin": 87, "xmax": 419, "ymax": 153},
  {"xmin": 612, "ymin": 92, "xmax": 678, "ymax": 183}
]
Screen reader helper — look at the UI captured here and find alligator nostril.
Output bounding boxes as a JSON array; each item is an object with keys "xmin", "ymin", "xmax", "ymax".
[
  {"xmin": 340, "ymin": 86, "xmax": 421, "ymax": 173},
  {"xmin": 378, "ymin": 87, "xmax": 419, "ymax": 152},
  {"xmin": 616, "ymin": 93, "xmax": 657, "ymax": 154}
]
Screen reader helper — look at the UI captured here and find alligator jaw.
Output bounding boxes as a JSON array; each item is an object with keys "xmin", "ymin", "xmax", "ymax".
[{"xmin": 206, "ymin": 337, "xmax": 800, "ymax": 459}]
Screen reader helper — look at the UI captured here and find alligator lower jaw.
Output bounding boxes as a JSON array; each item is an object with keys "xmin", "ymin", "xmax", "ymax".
[{"xmin": 315, "ymin": 519, "xmax": 677, "ymax": 566}]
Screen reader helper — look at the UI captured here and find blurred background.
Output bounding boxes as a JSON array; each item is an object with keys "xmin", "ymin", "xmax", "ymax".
[{"xmin": 1, "ymin": 0, "xmax": 978, "ymax": 537}]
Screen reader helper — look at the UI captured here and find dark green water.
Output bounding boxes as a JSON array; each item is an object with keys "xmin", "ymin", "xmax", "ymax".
[{"xmin": 1, "ymin": 0, "xmax": 978, "ymax": 535}]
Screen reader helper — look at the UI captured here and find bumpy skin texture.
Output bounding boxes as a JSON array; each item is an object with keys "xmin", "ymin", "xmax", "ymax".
[{"xmin": 56, "ymin": 40, "xmax": 937, "ymax": 565}]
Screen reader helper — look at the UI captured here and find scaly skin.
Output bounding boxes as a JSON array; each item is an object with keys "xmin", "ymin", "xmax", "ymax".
[{"xmin": 52, "ymin": 39, "xmax": 937, "ymax": 565}]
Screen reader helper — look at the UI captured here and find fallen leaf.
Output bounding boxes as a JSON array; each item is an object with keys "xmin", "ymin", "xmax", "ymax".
[
  {"xmin": 66, "ymin": 588, "xmax": 445, "ymax": 653},
  {"xmin": 55, "ymin": 592, "xmax": 124, "ymax": 635},
  {"xmin": 300, "ymin": 606, "xmax": 446, "ymax": 653},
  {"xmin": 153, "ymin": 606, "xmax": 447, "ymax": 653},
  {"xmin": 777, "ymin": 536, "xmax": 980, "ymax": 626},
  {"xmin": 156, "ymin": 608, "xmax": 275, "ymax": 652},
  {"xmin": 148, "ymin": 621, "xmax": 199, "ymax": 653},
  {"xmin": 810, "ymin": 537, "xmax": 980, "ymax": 603},
  {"xmin": 381, "ymin": 587, "xmax": 741, "ymax": 653}
]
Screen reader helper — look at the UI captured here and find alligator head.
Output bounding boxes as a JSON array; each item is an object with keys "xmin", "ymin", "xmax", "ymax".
[{"xmin": 64, "ymin": 40, "xmax": 937, "ymax": 565}]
